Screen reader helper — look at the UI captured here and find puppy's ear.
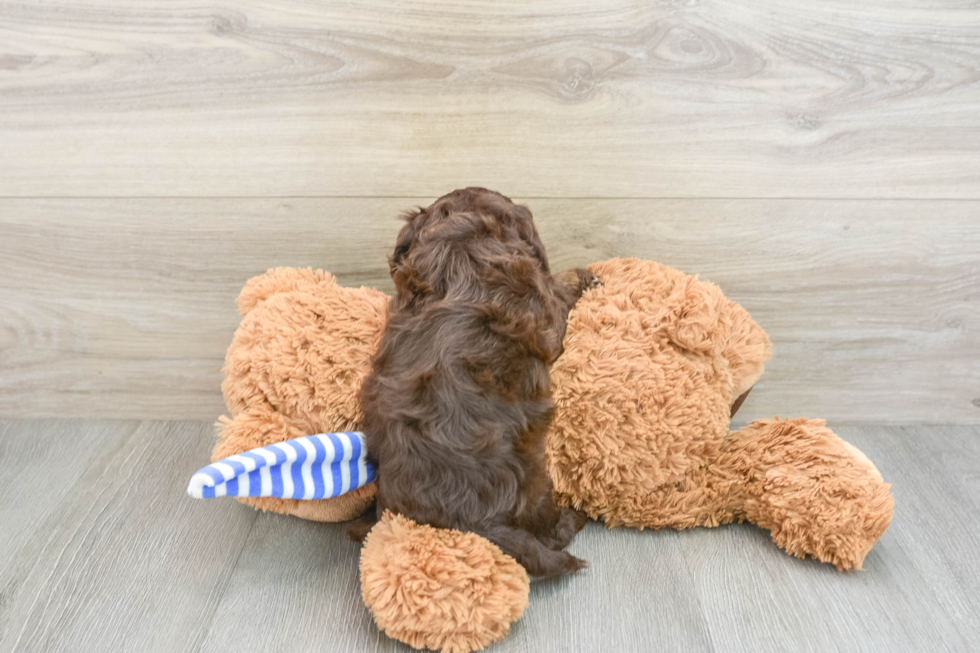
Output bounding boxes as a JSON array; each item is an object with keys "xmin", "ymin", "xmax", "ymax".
[
  {"xmin": 512, "ymin": 205, "xmax": 551, "ymax": 274},
  {"xmin": 390, "ymin": 208, "xmax": 424, "ymax": 276}
]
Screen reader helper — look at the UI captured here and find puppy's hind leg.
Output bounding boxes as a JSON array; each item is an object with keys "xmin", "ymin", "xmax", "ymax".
[
  {"xmin": 553, "ymin": 268, "xmax": 601, "ymax": 310},
  {"xmin": 482, "ymin": 524, "xmax": 587, "ymax": 580},
  {"xmin": 346, "ymin": 507, "xmax": 379, "ymax": 543}
]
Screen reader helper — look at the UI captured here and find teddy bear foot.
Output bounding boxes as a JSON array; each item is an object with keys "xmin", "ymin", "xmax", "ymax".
[
  {"xmin": 360, "ymin": 512, "xmax": 530, "ymax": 653},
  {"xmin": 722, "ymin": 418, "xmax": 894, "ymax": 571}
]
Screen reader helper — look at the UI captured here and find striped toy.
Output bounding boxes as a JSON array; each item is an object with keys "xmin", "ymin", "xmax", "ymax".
[{"xmin": 187, "ymin": 432, "xmax": 376, "ymax": 500}]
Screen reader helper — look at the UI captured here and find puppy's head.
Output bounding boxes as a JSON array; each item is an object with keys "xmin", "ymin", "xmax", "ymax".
[{"xmin": 389, "ymin": 188, "xmax": 550, "ymax": 301}]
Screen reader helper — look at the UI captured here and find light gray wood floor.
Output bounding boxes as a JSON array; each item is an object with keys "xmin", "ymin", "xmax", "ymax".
[{"xmin": 1, "ymin": 419, "xmax": 977, "ymax": 653}]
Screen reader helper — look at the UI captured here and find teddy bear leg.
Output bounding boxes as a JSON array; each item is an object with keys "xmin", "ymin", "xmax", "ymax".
[
  {"xmin": 213, "ymin": 407, "xmax": 375, "ymax": 523},
  {"xmin": 718, "ymin": 418, "xmax": 893, "ymax": 570}
]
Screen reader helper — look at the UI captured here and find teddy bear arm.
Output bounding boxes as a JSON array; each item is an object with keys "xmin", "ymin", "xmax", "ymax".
[
  {"xmin": 213, "ymin": 406, "xmax": 375, "ymax": 522},
  {"xmin": 237, "ymin": 484, "xmax": 376, "ymax": 523}
]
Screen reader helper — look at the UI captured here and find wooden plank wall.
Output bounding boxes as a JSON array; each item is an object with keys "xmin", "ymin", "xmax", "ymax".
[{"xmin": 0, "ymin": 0, "xmax": 978, "ymax": 423}]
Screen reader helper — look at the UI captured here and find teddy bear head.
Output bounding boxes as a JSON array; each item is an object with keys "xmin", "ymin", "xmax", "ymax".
[
  {"xmin": 215, "ymin": 268, "xmax": 388, "ymax": 521},
  {"xmin": 546, "ymin": 258, "xmax": 772, "ymax": 528}
]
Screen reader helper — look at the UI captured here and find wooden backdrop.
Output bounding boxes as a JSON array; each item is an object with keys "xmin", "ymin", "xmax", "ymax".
[{"xmin": 1, "ymin": 0, "xmax": 978, "ymax": 423}]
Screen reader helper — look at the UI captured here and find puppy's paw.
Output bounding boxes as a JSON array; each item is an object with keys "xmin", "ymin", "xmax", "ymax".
[
  {"xmin": 555, "ymin": 268, "xmax": 601, "ymax": 302},
  {"xmin": 580, "ymin": 269, "xmax": 601, "ymax": 291},
  {"xmin": 563, "ymin": 552, "xmax": 588, "ymax": 574},
  {"xmin": 346, "ymin": 513, "xmax": 377, "ymax": 543},
  {"xmin": 551, "ymin": 507, "xmax": 588, "ymax": 549}
]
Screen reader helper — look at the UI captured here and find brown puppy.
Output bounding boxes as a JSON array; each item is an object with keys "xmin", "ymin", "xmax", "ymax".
[{"xmin": 351, "ymin": 188, "xmax": 595, "ymax": 579}]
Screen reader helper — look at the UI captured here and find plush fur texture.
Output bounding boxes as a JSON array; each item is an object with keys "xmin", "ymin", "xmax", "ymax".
[
  {"xmin": 547, "ymin": 258, "xmax": 767, "ymax": 530},
  {"xmin": 214, "ymin": 256, "xmax": 894, "ymax": 652},
  {"xmin": 546, "ymin": 259, "xmax": 891, "ymax": 570},
  {"xmin": 360, "ymin": 511, "xmax": 529, "ymax": 653},
  {"xmin": 358, "ymin": 188, "xmax": 591, "ymax": 579}
]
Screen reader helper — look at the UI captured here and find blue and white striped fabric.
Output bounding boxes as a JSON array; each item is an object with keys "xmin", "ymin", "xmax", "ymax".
[{"xmin": 187, "ymin": 432, "xmax": 376, "ymax": 500}]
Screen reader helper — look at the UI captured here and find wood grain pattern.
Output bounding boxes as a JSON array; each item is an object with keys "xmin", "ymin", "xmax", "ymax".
[
  {"xmin": 0, "ymin": 420, "xmax": 257, "ymax": 653},
  {"xmin": 1, "ymin": 0, "xmax": 979, "ymax": 197},
  {"xmin": 197, "ymin": 512, "xmax": 397, "ymax": 653},
  {"xmin": 0, "ymin": 421, "xmax": 978, "ymax": 652},
  {"xmin": 2, "ymin": 198, "xmax": 977, "ymax": 423},
  {"xmin": 0, "ymin": 420, "xmax": 135, "ymax": 569}
]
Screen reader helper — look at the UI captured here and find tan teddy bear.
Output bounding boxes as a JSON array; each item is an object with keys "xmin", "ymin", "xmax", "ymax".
[{"xmin": 212, "ymin": 258, "xmax": 893, "ymax": 653}]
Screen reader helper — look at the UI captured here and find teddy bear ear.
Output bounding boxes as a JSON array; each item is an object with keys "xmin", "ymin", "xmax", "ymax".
[
  {"xmin": 236, "ymin": 267, "xmax": 336, "ymax": 316},
  {"xmin": 653, "ymin": 276, "xmax": 773, "ymax": 400},
  {"xmin": 654, "ymin": 276, "xmax": 728, "ymax": 356}
]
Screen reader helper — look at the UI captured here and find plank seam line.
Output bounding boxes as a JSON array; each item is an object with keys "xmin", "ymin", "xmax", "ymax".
[{"xmin": 1, "ymin": 196, "xmax": 980, "ymax": 202}]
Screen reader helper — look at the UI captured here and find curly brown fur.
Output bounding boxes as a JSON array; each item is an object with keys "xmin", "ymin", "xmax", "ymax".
[{"xmin": 352, "ymin": 188, "xmax": 594, "ymax": 579}]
